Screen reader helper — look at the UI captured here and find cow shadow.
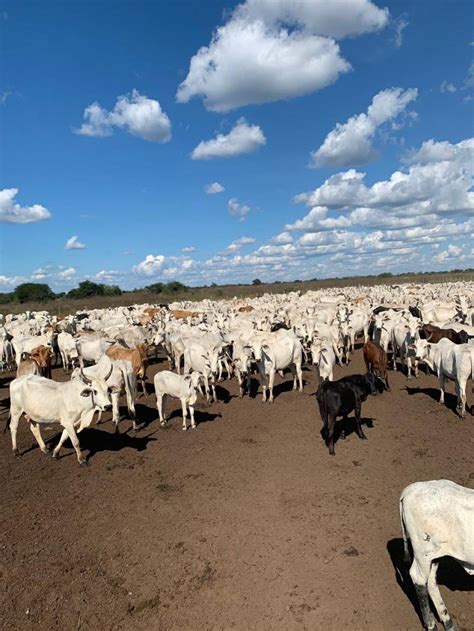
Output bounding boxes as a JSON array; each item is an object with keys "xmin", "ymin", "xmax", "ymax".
[
  {"xmin": 134, "ymin": 402, "xmax": 158, "ymax": 428},
  {"xmin": 81, "ymin": 427, "xmax": 157, "ymax": 460},
  {"xmin": 405, "ymin": 386, "xmax": 459, "ymax": 415},
  {"xmin": 319, "ymin": 417, "xmax": 374, "ymax": 446},
  {"xmin": 215, "ymin": 384, "xmax": 232, "ymax": 403},
  {"xmin": 48, "ymin": 427, "xmax": 157, "ymax": 462},
  {"xmin": 387, "ymin": 538, "xmax": 474, "ymax": 627}
]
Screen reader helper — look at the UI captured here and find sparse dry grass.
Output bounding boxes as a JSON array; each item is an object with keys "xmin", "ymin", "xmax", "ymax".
[{"xmin": 1, "ymin": 270, "xmax": 473, "ymax": 316}]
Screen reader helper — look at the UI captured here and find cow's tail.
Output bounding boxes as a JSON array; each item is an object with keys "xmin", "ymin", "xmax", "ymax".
[{"xmin": 399, "ymin": 496, "xmax": 410, "ymax": 565}]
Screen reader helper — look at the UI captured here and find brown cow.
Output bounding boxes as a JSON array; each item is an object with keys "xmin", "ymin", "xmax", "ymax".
[
  {"xmin": 419, "ymin": 324, "xmax": 468, "ymax": 345},
  {"xmin": 106, "ymin": 343, "xmax": 149, "ymax": 397},
  {"xmin": 363, "ymin": 341, "xmax": 390, "ymax": 390},
  {"xmin": 238, "ymin": 305, "xmax": 254, "ymax": 313},
  {"xmin": 30, "ymin": 345, "xmax": 53, "ymax": 378}
]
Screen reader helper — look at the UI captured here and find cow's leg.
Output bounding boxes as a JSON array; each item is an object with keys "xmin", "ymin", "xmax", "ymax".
[
  {"xmin": 363, "ymin": 326, "xmax": 369, "ymax": 343},
  {"xmin": 29, "ymin": 421, "xmax": 49, "ymax": 454},
  {"xmin": 414, "ymin": 358, "xmax": 419, "ymax": 379},
  {"xmin": 140, "ymin": 376, "xmax": 149, "ymax": 399},
  {"xmin": 52, "ymin": 427, "xmax": 84, "ymax": 464},
  {"xmin": 9, "ymin": 405, "xmax": 22, "ymax": 457},
  {"xmin": 124, "ymin": 385, "xmax": 137, "ymax": 431},
  {"xmin": 157, "ymin": 393, "xmax": 166, "ymax": 425},
  {"xmin": 427, "ymin": 561, "xmax": 455, "ymax": 630},
  {"xmin": 236, "ymin": 369, "xmax": 244, "ymax": 398},
  {"xmin": 438, "ymin": 372, "xmax": 446, "ymax": 405},
  {"xmin": 64, "ymin": 424, "xmax": 86, "ymax": 465},
  {"xmin": 203, "ymin": 374, "xmax": 211, "ymax": 404},
  {"xmin": 217, "ymin": 360, "xmax": 223, "ymax": 382},
  {"xmin": 291, "ymin": 365, "xmax": 297, "ymax": 390},
  {"xmin": 354, "ymin": 403, "xmax": 367, "ymax": 440},
  {"xmin": 392, "ymin": 343, "xmax": 398, "ymax": 371},
  {"xmin": 111, "ymin": 390, "xmax": 120, "ymax": 432},
  {"xmin": 181, "ymin": 398, "xmax": 188, "ymax": 431},
  {"xmin": 211, "ymin": 374, "xmax": 217, "ymax": 402},
  {"xmin": 268, "ymin": 370, "xmax": 275, "ymax": 403},
  {"xmin": 326, "ymin": 414, "xmax": 337, "ymax": 456},
  {"xmin": 189, "ymin": 404, "xmax": 196, "ymax": 429},
  {"xmin": 410, "ymin": 559, "xmax": 436, "ymax": 631},
  {"xmin": 457, "ymin": 380, "xmax": 466, "ymax": 418},
  {"xmin": 296, "ymin": 362, "xmax": 303, "ymax": 392}
]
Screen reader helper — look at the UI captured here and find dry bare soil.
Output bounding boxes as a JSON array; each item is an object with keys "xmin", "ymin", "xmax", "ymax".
[{"xmin": 0, "ymin": 346, "xmax": 473, "ymax": 631}]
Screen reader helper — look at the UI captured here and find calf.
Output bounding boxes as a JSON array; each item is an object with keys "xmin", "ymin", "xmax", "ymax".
[
  {"xmin": 316, "ymin": 373, "xmax": 382, "ymax": 455},
  {"xmin": 154, "ymin": 370, "xmax": 201, "ymax": 430},
  {"xmin": 363, "ymin": 341, "xmax": 390, "ymax": 389},
  {"xmin": 30, "ymin": 345, "xmax": 52, "ymax": 378},
  {"xmin": 400, "ymin": 480, "xmax": 474, "ymax": 631}
]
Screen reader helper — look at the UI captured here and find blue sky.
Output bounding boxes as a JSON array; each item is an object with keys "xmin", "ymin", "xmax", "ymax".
[{"xmin": 1, "ymin": 0, "xmax": 473, "ymax": 290}]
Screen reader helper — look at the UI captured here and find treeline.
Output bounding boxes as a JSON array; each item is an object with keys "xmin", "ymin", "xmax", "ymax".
[{"xmin": 0, "ymin": 280, "xmax": 188, "ymax": 304}]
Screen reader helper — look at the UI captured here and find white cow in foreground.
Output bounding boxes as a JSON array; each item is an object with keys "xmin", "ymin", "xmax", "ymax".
[
  {"xmin": 414, "ymin": 338, "xmax": 473, "ymax": 417},
  {"xmin": 9, "ymin": 369, "xmax": 112, "ymax": 464},
  {"xmin": 154, "ymin": 370, "xmax": 201, "ymax": 430},
  {"xmin": 400, "ymin": 480, "xmax": 474, "ymax": 631}
]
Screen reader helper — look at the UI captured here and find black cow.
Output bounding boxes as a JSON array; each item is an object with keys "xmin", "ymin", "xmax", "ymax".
[{"xmin": 316, "ymin": 373, "xmax": 383, "ymax": 456}]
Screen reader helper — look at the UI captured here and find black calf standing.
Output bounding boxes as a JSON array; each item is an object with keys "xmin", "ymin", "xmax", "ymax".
[{"xmin": 316, "ymin": 373, "xmax": 382, "ymax": 455}]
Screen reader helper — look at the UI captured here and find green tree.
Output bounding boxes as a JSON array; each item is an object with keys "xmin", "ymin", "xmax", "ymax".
[
  {"xmin": 68, "ymin": 280, "xmax": 105, "ymax": 299},
  {"xmin": 14, "ymin": 283, "xmax": 55, "ymax": 303},
  {"xmin": 165, "ymin": 281, "xmax": 187, "ymax": 292},
  {"xmin": 252, "ymin": 278, "xmax": 262, "ymax": 286},
  {"xmin": 146, "ymin": 282, "xmax": 164, "ymax": 293}
]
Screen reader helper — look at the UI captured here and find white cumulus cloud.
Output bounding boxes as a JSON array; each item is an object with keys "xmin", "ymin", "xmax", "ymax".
[
  {"xmin": 228, "ymin": 198, "xmax": 252, "ymax": 221},
  {"xmin": 191, "ymin": 119, "xmax": 266, "ymax": 160},
  {"xmin": 65, "ymin": 235, "xmax": 86, "ymax": 250},
  {"xmin": 176, "ymin": 0, "xmax": 389, "ymax": 111},
  {"xmin": 205, "ymin": 182, "xmax": 225, "ymax": 194},
  {"xmin": 76, "ymin": 89, "xmax": 171, "ymax": 142},
  {"xmin": 133, "ymin": 254, "xmax": 166, "ymax": 276},
  {"xmin": 0, "ymin": 188, "xmax": 51, "ymax": 224},
  {"xmin": 222, "ymin": 236, "xmax": 256, "ymax": 254},
  {"xmin": 311, "ymin": 87, "xmax": 418, "ymax": 167}
]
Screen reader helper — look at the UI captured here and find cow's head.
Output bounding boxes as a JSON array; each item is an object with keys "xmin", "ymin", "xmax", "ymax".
[{"xmin": 73, "ymin": 369, "xmax": 112, "ymax": 411}]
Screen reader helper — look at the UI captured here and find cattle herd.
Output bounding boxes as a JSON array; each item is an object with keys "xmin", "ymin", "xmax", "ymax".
[{"xmin": 1, "ymin": 280, "xmax": 473, "ymax": 629}]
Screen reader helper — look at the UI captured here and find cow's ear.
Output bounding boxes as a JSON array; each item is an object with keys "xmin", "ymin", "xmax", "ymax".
[{"xmin": 80, "ymin": 388, "xmax": 92, "ymax": 397}]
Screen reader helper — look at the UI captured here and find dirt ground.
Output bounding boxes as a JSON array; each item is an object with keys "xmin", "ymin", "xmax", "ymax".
[{"xmin": 0, "ymin": 345, "xmax": 473, "ymax": 631}]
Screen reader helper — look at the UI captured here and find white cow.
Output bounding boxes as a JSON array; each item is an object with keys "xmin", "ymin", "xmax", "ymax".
[
  {"xmin": 391, "ymin": 317, "xmax": 419, "ymax": 379},
  {"xmin": 154, "ymin": 370, "xmax": 201, "ymax": 430},
  {"xmin": 400, "ymin": 480, "xmax": 474, "ymax": 631},
  {"xmin": 58, "ymin": 331, "xmax": 79, "ymax": 372},
  {"xmin": 232, "ymin": 339, "xmax": 253, "ymax": 398},
  {"xmin": 413, "ymin": 338, "xmax": 473, "ymax": 417},
  {"xmin": 310, "ymin": 337, "xmax": 336, "ymax": 383},
  {"xmin": 248, "ymin": 330, "xmax": 303, "ymax": 402},
  {"xmin": 9, "ymin": 369, "xmax": 112, "ymax": 465},
  {"xmin": 76, "ymin": 337, "xmax": 114, "ymax": 367},
  {"xmin": 183, "ymin": 342, "xmax": 220, "ymax": 403},
  {"xmin": 81, "ymin": 355, "xmax": 138, "ymax": 431}
]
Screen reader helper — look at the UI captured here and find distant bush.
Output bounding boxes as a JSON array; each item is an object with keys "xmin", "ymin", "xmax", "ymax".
[
  {"xmin": 146, "ymin": 283, "xmax": 165, "ymax": 293},
  {"xmin": 377, "ymin": 272, "xmax": 393, "ymax": 278},
  {"xmin": 166, "ymin": 281, "xmax": 187, "ymax": 292},
  {"xmin": 102, "ymin": 284, "xmax": 122, "ymax": 296},
  {"xmin": 252, "ymin": 278, "xmax": 262, "ymax": 286},
  {"xmin": 14, "ymin": 283, "xmax": 55, "ymax": 303}
]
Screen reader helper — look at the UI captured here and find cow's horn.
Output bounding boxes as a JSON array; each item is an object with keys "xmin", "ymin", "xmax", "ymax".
[
  {"xmin": 104, "ymin": 363, "xmax": 113, "ymax": 381},
  {"xmin": 80, "ymin": 369, "xmax": 92, "ymax": 385}
]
